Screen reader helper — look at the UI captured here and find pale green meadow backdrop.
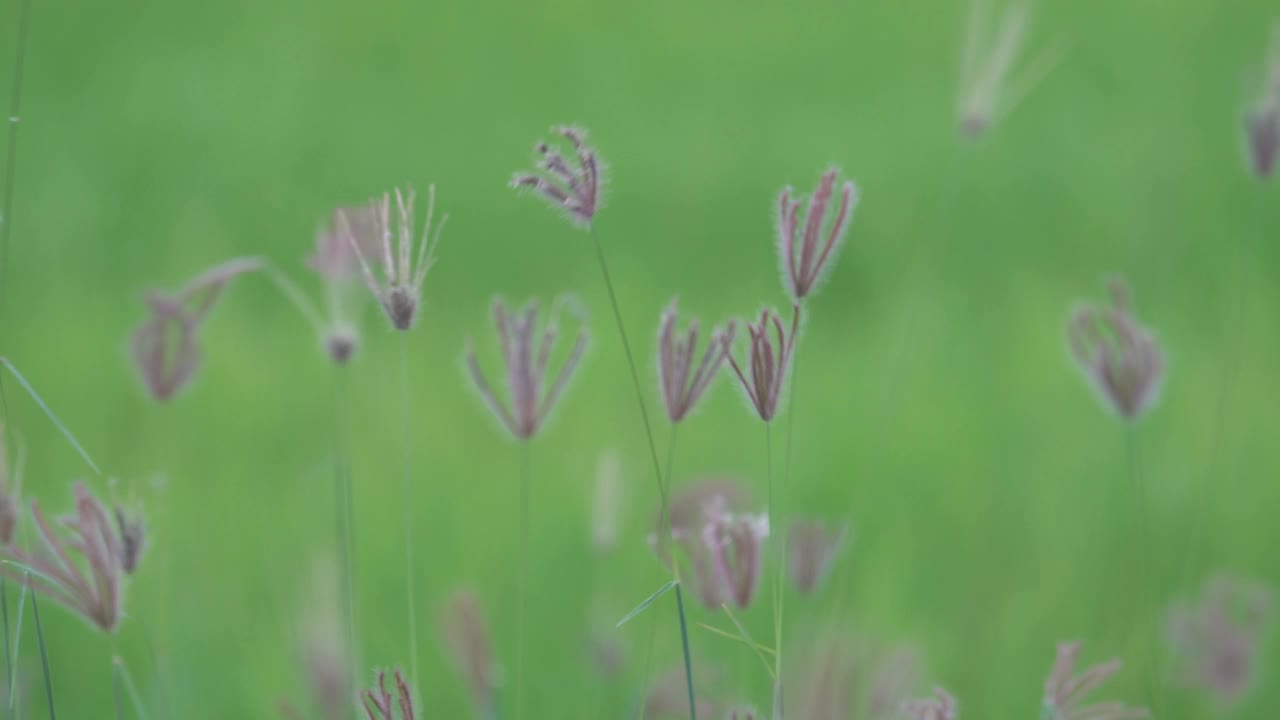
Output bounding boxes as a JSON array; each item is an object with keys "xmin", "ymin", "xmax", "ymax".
[{"xmin": 0, "ymin": 0, "xmax": 1278, "ymax": 717}]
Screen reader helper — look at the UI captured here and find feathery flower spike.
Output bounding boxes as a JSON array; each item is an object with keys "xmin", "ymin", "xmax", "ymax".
[
  {"xmin": 309, "ymin": 203, "xmax": 380, "ymax": 363},
  {"xmin": 439, "ymin": 589, "xmax": 499, "ymax": 720},
  {"xmin": 465, "ymin": 296, "xmax": 589, "ymax": 440},
  {"xmin": 702, "ymin": 497, "xmax": 769, "ymax": 610},
  {"xmin": 1042, "ymin": 642, "xmax": 1148, "ymax": 720},
  {"xmin": 1166, "ymin": 574, "xmax": 1273, "ymax": 708},
  {"xmin": 1245, "ymin": 23, "xmax": 1280, "ymax": 179},
  {"xmin": 786, "ymin": 519, "xmax": 849, "ymax": 595},
  {"xmin": 510, "ymin": 125, "xmax": 604, "ymax": 228},
  {"xmin": 778, "ymin": 169, "xmax": 860, "ymax": 301},
  {"xmin": 902, "ymin": 688, "xmax": 958, "ymax": 720},
  {"xmin": 360, "ymin": 668, "xmax": 416, "ymax": 720},
  {"xmin": 1067, "ymin": 277, "xmax": 1165, "ymax": 421},
  {"xmin": 131, "ymin": 257, "xmax": 262, "ymax": 402},
  {"xmin": 652, "ymin": 477, "xmax": 752, "ymax": 609},
  {"xmin": 957, "ymin": 0, "xmax": 1059, "ymax": 140},
  {"xmin": 658, "ymin": 299, "xmax": 736, "ymax": 422},
  {"xmin": 342, "ymin": 186, "xmax": 447, "ymax": 331},
  {"xmin": 727, "ymin": 305, "xmax": 800, "ymax": 423},
  {"xmin": 0, "ymin": 481, "xmax": 143, "ymax": 633}
]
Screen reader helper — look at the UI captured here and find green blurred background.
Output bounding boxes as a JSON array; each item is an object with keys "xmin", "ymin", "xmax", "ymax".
[{"xmin": 0, "ymin": 0, "xmax": 1277, "ymax": 716}]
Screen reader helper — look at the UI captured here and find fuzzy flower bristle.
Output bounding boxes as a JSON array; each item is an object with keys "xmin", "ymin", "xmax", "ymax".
[
  {"xmin": 727, "ymin": 304, "xmax": 800, "ymax": 423},
  {"xmin": 1042, "ymin": 642, "xmax": 1148, "ymax": 720},
  {"xmin": 130, "ymin": 257, "xmax": 262, "ymax": 402},
  {"xmin": 1067, "ymin": 277, "xmax": 1165, "ymax": 422},
  {"xmin": 702, "ymin": 497, "xmax": 769, "ymax": 610},
  {"xmin": 1166, "ymin": 574, "xmax": 1273, "ymax": 708},
  {"xmin": 464, "ymin": 295, "xmax": 589, "ymax": 440},
  {"xmin": 657, "ymin": 298, "xmax": 736, "ymax": 423},
  {"xmin": 778, "ymin": 168, "xmax": 860, "ymax": 301},
  {"xmin": 510, "ymin": 125, "xmax": 604, "ymax": 228},
  {"xmin": 342, "ymin": 186, "xmax": 446, "ymax": 332},
  {"xmin": 902, "ymin": 688, "xmax": 958, "ymax": 720},
  {"xmin": 957, "ymin": 0, "xmax": 1058, "ymax": 140},
  {"xmin": 359, "ymin": 668, "xmax": 416, "ymax": 720}
]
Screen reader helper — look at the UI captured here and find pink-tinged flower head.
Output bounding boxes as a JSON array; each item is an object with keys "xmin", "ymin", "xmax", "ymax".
[
  {"xmin": 702, "ymin": 497, "xmax": 769, "ymax": 610},
  {"xmin": 342, "ymin": 186, "xmax": 446, "ymax": 332},
  {"xmin": 868, "ymin": 646, "xmax": 923, "ymax": 720},
  {"xmin": 1245, "ymin": 23, "xmax": 1280, "ymax": 179},
  {"xmin": 957, "ymin": 0, "xmax": 1058, "ymax": 140},
  {"xmin": 729, "ymin": 708, "xmax": 760, "ymax": 720},
  {"xmin": 0, "ymin": 424, "xmax": 22, "ymax": 545},
  {"xmin": 1166, "ymin": 574, "xmax": 1273, "ymax": 708},
  {"xmin": 511, "ymin": 125, "xmax": 604, "ymax": 228},
  {"xmin": 360, "ymin": 668, "xmax": 416, "ymax": 720},
  {"xmin": 727, "ymin": 305, "xmax": 800, "ymax": 423},
  {"xmin": 653, "ymin": 478, "xmax": 752, "ymax": 610},
  {"xmin": 658, "ymin": 299, "xmax": 736, "ymax": 423},
  {"xmin": 295, "ymin": 559, "xmax": 351, "ymax": 720},
  {"xmin": 902, "ymin": 688, "xmax": 958, "ymax": 720},
  {"xmin": 439, "ymin": 589, "xmax": 499, "ymax": 719},
  {"xmin": 1042, "ymin": 642, "xmax": 1148, "ymax": 720},
  {"xmin": 131, "ymin": 257, "xmax": 262, "ymax": 402},
  {"xmin": 310, "ymin": 204, "xmax": 381, "ymax": 364},
  {"xmin": 0, "ymin": 482, "xmax": 143, "ymax": 633},
  {"xmin": 787, "ymin": 519, "xmax": 849, "ymax": 595},
  {"xmin": 465, "ymin": 296, "xmax": 589, "ymax": 441},
  {"xmin": 1067, "ymin": 277, "xmax": 1165, "ymax": 422},
  {"xmin": 778, "ymin": 168, "xmax": 860, "ymax": 301}
]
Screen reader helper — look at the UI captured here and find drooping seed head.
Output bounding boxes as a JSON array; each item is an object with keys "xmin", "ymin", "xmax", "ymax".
[
  {"xmin": 510, "ymin": 125, "xmax": 605, "ymax": 228},
  {"xmin": 131, "ymin": 257, "xmax": 263, "ymax": 402},
  {"xmin": 341, "ymin": 186, "xmax": 446, "ymax": 332},
  {"xmin": 778, "ymin": 169, "xmax": 860, "ymax": 301},
  {"xmin": 657, "ymin": 299, "xmax": 736, "ymax": 423},
  {"xmin": 1067, "ymin": 277, "xmax": 1165, "ymax": 422},
  {"xmin": 1042, "ymin": 642, "xmax": 1148, "ymax": 720},
  {"xmin": 702, "ymin": 497, "xmax": 769, "ymax": 610},
  {"xmin": 1166, "ymin": 574, "xmax": 1273, "ymax": 708},
  {"xmin": 465, "ymin": 295, "xmax": 589, "ymax": 441},
  {"xmin": 359, "ymin": 667, "xmax": 416, "ymax": 720},
  {"xmin": 787, "ymin": 518, "xmax": 850, "ymax": 595},
  {"xmin": 439, "ymin": 589, "xmax": 499, "ymax": 719},
  {"xmin": 727, "ymin": 304, "xmax": 801, "ymax": 423},
  {"xmin": 902, "ymin": 688, "xmax": 958, "ymax": 720},
  {"xmin": 1245, "ymin": 23, "xmax": 1280, "ymax": 179}
]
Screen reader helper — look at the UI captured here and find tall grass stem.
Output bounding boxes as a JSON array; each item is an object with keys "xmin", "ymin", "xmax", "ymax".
[
  {"xmin": 332, "ymin": 366, "xmax": 358, "ymax": 701},
  {"xmin": 673, "ymin": 583, "xmax": 697, "ymax": 720},
  {"xmin": 7, "ymin": 580, "xmax": 25, "ymax": 714},
  {"xmin": 30, "ymin": 577, "xmax": 53, "ymax": 720},
  {"xmin": 399, "ymin": 333, "xmax": 420, "ymax": 688},
  {"xmin": 516, "ymin": 440, "xmax": 530, "ymax": 720}
]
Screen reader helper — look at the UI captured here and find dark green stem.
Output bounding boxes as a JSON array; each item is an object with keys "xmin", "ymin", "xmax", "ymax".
[
  {"xmin": 674, "ymin": 584, "xmax": 697, "ymax": 720},
  {"xmin": 30, "ymin": 579, "xmax": 53, "ymax": 719},
  {"xmin": 1125, "ymin": 427, "xmax": 1161, "ymax": 717}
]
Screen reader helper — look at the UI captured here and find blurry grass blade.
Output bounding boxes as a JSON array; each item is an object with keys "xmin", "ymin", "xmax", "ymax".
[
  {"xmin": 720, "ymin": 604, "xmax": 775, "ymax": 681},
  {"xmin": 695, "ymin": 622, "xmax": 777, "ymax": 656},
  {"xmin": 615, "ymin": 580, "xmax": 676, "ymax": 628},
  {"xmin": 114, "ymin": 656, "xmax": 151, "ymax": 720},
  {"xmin": 30, "ymin": 577, "xmax": 54, "ymax": 719},
  {"xmin": 0, "ymin": 358, "xmax": 100, "ymax": 476},
  {"xmin": 8, "ymin": 579, "xmax": 25, "ymax": 712},
  {"xmin": 1, "ymin": 579, "xmax": 8, "ymax": 710},
  {"xmin": 1, "ymin": 560, "xmax": 74, "ymax": 599}
]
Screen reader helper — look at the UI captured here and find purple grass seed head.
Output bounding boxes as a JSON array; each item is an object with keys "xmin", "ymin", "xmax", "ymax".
[
  {"xmin": 1166, "ymin": 574, "xmax": 1273, "ymax": 708},
  {"xmin": 727, "ymin": 304, "xmax": 801, "ymax": 423},
  {"xmin": 1067, "ymin": 277, "xmax": 1165, "ymax": 422},
  {"xmin": 902, "ymin": 688, "xmax": 958, "ymax": 720},
  {"xmin": 439, "ymin": 589, "xmax": 499, "ymax": 719},
  {"xmin": 702, "ymin": 497, "xmax": 769, "ymax": 610},
  {"xmin": 652, "ymin": 477, "xmax": 752, "ymax": 609},
  {"xmin": 778, "ymin": 168, "xmax": 860, "ymax": 301},
  {"xmin": 0, "ymin": 424, "xmax": 22, "ymax": 545},
  {"xmin": 787, "ymin": 518, "xmax": 850, "ymax": 596},
  {"xmin": 1245, "ymin": 23, "xmax": 1280, "ymax": 179},
  {"xmin": 657, "ymin": 298, "xmax": 736, "ymax": 423},
  {"xmin": 511, "ymin": 125, "xmax": 605, "ymax": 228},
  {"xmin": 957, "ymin": 1, "xmax": 1058, "ymax": 141},
  {"xmin": 1042, "ymin": 642, "xmax": 1148, "ymax": 720},
  {"xmin": 359, "ymin": 668, "xmax": 416, "ymax": 720}
]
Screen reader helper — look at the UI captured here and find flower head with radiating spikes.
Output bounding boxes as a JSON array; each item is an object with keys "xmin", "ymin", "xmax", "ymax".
[
  {"xmin": 510, "ymin": 125, "xmax": 604, "ymax": 227},
  {"xmin": 702, "ymin": 497, "xmax": 769, "ymax": 609},
  {"xmin": 1042, "ymin": 642, "xmax": 1148, "ymax": 720},
  {"xmin": 342, "ymin": 186, "xmax": 447, "ymax": 331},
  {"xmin": 465, "ymin": 296, "xmax": 589, "ymax": 441},
  {"xmin": 727, "ymin": 305, "xmax": 800, "ymax": 423},
  {"xmin": 1167, "ymin": 574, "xmax": 1273, "ymax": 708},
  {"xmin": 658, "ymin": 299, "xmax": 736, "ymax": 423},
  {"xmin": 0, "ymin": 482, "xmax": 144, "ymax": 633},
  {"xmin": 778, "ymin": 168, "xmax": 859, "ymax": 301},
  {"xmin": 902, "ymin": 688, "xmax": 958, "ymax": 720},
  {"xmin": 1067, "ymin": 277, "xmax": 1164, "ymax": 422},
  {"xmin": 308, "ymin": 203, "xmax": 380, "ymax": 363},
  {"xmin": 957, "ymin": 0, "xmax": 1059, "ymax": 140}
]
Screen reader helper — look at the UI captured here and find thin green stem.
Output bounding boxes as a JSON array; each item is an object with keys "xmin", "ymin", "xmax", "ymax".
[
  {"xmin": 7, "ymin": 580, "xmax": 25, "ymax": 714},
  {"xmin": 1, "ymin": 579, "xmax": 9, "ymax": 715},
  {"xmin": 111, "ymin": 638, "xmax": 123, "ymax": 720},
  {"xmin": 587, "ymin": 226, "xmax": 668, "ymax": 531},
  {"xmin": 1125, "ymin": 427, "xmax": 1161, "ymax": 717},
  {"xmin": 516, "ymin": 440, "xmax": 530, "ymax": 720},
  {"xmin": 333, "ymin": 366, "xmax": 358, "ymax": 703},
  {"xmin": 399, "ymin": 333, "xmax": 419, "ymax": 689},
  {"xmin": 764, "ymin": 421, "xmax": 782, "ymax": 712},
  {"xmin": 30, "ymin": 578, "xmax": 53, "ymax": 719},
  {"xmin": 673, "ymin": 583, "xmax": 697, "ymax": 720},
  {"xmin": 114, "ymin": 656, "xmax": 151, "ymax": 720}
]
